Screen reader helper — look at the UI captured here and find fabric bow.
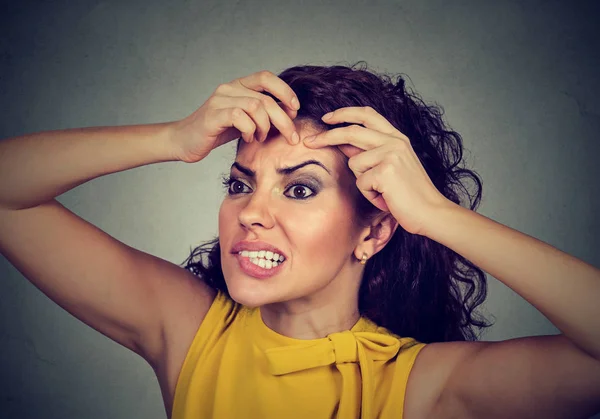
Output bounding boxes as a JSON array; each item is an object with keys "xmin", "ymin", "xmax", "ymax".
[{"xmin": 264, "ymin": 330, "xmax": 402, "ymax": 419}]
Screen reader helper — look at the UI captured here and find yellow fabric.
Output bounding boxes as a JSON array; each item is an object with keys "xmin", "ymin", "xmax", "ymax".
[{"xmin": 172, "ymin": 290, "xmax": 426, "ymax": 419}]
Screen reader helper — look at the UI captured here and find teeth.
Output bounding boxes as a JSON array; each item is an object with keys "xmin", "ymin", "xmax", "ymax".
[
  {"xmin": 249, "ymin": 258, "xmax": 279, "ymax": 270},
  {"xmin": 239, "ymin": 250, "xmax": 285, "ymax": 262}
]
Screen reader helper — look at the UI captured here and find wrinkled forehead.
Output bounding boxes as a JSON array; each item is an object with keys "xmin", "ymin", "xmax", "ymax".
[{"xmin": 234, "ymin": 122, "xmax": 348, "ymax": 180}]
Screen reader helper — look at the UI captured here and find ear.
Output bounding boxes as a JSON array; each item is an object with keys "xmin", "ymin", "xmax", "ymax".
[{"xmin": 354, "ymin": 213, "xmax": 398, "ymax": 261}]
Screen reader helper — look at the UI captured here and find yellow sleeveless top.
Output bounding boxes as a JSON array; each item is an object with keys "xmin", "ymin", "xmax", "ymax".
[{"xmin": 172, "ymin": 290, "xmax": 426, "ymax": 419}]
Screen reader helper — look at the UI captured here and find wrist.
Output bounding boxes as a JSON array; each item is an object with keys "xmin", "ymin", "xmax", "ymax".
[
  {"xmin": 419, "ymin": 199, "xmax": 466, "ymax": 239},
  {"xmin": 156, "ymin": 121, "xmax": 183, "ymax": 162}
]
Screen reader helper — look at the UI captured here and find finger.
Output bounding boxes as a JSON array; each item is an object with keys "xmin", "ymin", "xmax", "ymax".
[
  {"xmin": 321, "ymin": 106, "xmax": 406, "ymax": 140},
  {"xmin": 226, "ymin": 107, "xmax": 257, "ymax": 144},
  {"xmin": 236, "ymin": 71, "xmax": 300, "ymax": 144},
  {"xmin": 224, "ymin": 83, "xmax": 298, "ymax": 144},
  {"xmin": 355, "ymin": 169, "xmax": 390, "ymax": 212},
  {"xmin": 212, "ymin": 95, "xmax": 269, "ymax": 142},
  {"xmin": 347, "ymin": 145, "xmax": 391, "ymax": 177},
  {"xmin": 238, "ymin": 70, "xmax": 300, "ymax": 113},
  {"xmin": 338, "ymin": 144, "xmax": 363, "ymax": 159},
  {"xmin": 304, "ymin": 125, "xmax": 388, "ymax": 151},
  {"xmin": 257, "ymin": 95, "xmax": 299, "ymax": 144},
  {"xmin": 277, "ymin": 101, "xmax": 298, "ymax": 122}
]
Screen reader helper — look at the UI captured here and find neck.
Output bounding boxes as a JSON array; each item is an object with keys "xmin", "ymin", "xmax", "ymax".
[
  {"xmin": 260, "ymin": 283, "xmax": 361, "ymax": 340},
  {"xmin": 261, "ymin": 304, "xmax": 361, "ymax": 340}
]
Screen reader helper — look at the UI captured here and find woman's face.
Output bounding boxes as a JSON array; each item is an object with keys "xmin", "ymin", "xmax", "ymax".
[{"xmin": 219, "ymin": 122, "xmax": 365, "ymax": 309}]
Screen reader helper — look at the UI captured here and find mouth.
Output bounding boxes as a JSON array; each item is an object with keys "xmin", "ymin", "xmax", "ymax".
[
  {"xmin": 230, "ymin": 240, "xmax": 288, "ymax": 279},
  {"xmin": 237, "ymin": 249, "xmax": 285, "ymax": 269},
  {"xmin": 234, "ymin": 251, "xmax": 286, "ymax": 279}
]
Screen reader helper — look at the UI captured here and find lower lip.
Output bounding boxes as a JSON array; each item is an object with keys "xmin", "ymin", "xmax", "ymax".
[{"xmin": 233, "ymin": 254, "xmax": 286, "ymax": 279}]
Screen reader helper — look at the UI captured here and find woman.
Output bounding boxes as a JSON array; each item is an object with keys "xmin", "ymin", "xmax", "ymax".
[{"xmin": 0, "ymin": 63, "xmax": 598, "ymax": 418}]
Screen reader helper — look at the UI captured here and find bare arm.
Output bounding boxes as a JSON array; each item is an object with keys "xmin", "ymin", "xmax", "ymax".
[
  {"xmin": 424, "ymin": 204, "xmax": 600, "ymax": 362},
  {"xmin": 0, "ymin": 70, "xmax": 301, "ymax": 373},
  {"xmin": 0, "ymin": 122, "xmax": 217, "ymax": 367},
  {"xmin": 0, "ymin": 122, "xmax": 176, "ymax": 210},
  {"xmin": 416, "ymin": 203, "xmax": 600, "ymax": 418}
]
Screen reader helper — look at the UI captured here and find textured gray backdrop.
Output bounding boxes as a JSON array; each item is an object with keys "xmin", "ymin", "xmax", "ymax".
[{"xmin": 1, "ymin": 0, "xmax": 599, "ymax": 418}]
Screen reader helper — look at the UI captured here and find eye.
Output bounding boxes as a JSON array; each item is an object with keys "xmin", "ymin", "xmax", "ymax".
[
  {"xmin": 222, "ymin": 176, "xmax": 250, "ymax": 195},
  {"xmin": 284, "ymin": 183, "xmax": 315, "ymax": 200},
  {"xmin": 222, "ymin": 176, "xmax": 318, "ymax": 200}
]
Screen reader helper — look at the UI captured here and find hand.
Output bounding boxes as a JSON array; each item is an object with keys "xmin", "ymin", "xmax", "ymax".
[
  {"xmin": 168, "ymin": 70, "xmax": 301, "ymax": 163},
  {"xmin": 303, "ymin": 106, "xmax": 453, "ymax": 235}
]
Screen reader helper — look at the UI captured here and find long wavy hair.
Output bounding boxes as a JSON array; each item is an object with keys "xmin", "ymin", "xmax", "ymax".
[{"xmin": 180, "ymin": 61, "xmax": 492, "ymax": 343}]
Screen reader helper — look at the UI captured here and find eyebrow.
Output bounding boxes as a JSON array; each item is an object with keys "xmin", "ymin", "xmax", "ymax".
[{"xmin": 231, "ymin": 160, "xmax": 332, "ymax": 177}]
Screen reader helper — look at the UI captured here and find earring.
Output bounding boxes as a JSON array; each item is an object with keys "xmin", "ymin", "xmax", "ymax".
[{"xmin": 360, "ymin": 252, "xmax": 368, "ymax": 265}]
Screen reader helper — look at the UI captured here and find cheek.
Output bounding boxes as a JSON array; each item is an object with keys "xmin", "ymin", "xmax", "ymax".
[
  {"xmin": 285, "ymin": 201, "xmax": 355, "ymax": 257},
  {"xmin": 218, "ymin": 200, "xmax": 236, "ymax": 235}
]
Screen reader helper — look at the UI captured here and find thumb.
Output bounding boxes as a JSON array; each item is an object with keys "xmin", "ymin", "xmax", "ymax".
[{"xmin": 338, "ymin": 144, "xmax": 362, "ymax": 158}]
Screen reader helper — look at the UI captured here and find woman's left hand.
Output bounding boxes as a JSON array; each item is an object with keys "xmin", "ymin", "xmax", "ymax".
[{"xmin": 303, "ymin": 106, "xmax": 454, "ymax": 235}]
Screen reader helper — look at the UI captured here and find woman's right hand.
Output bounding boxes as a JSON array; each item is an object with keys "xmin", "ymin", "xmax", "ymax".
[{"xmin": 168, "ymin": 70, "xmax": 301, "ymax": 163}]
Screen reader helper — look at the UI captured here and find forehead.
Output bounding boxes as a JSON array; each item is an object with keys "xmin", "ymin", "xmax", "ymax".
[{"xmin": 235, "ymin": 123, "xmax": 345, "ymax": 178}]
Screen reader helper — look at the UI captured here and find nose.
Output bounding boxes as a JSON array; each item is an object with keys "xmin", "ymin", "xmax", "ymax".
[{"xmin": 237, "ymin": 188, "xmax": 276, "ymax": 231}]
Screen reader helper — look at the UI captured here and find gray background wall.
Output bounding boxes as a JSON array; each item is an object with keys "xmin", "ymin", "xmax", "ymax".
[{"xmin": 1, "ymin": 0, "xmax": 598, "ymax": 417}]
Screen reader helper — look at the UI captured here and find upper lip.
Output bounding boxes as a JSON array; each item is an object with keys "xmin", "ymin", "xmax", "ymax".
[{"xmin": 231, "ymin": 240, "xmax": 287, "ymax": 259}]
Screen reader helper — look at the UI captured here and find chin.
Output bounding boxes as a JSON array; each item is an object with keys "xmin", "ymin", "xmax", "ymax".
[{"xmin": 224, "ymin": 276, "xmax": 273, "ymax": 309}]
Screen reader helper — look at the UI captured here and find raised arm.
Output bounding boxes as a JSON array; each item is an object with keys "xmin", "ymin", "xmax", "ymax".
[
  {"xmin": 301, "ymin": 104, "xmax": 600, "ymax": 418},
  {"xmin": 0, "ymin": 70, "xmax": 302, "ymax": 375},
  {"xmin": 0, "ymin": 122, "xmax": 177, "ymax": 211},
  {"xmin": 417, "ymin": 203, "xmax": 600, "ymax": 418},
  {"xmin": 0, "ymin": 122, "xmax": 214, "ymax": 368}
]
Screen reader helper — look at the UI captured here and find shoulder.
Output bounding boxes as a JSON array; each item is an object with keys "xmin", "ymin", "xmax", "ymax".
[
  {"xmin": 166, "ymin": 287, "xmax": 249, "ymax": 368},
  {"xmin": 160, "ymin": 277, "xmax": 219, "ymax": 367},
  {"xmin": 168, "ymin": 287, "xmax": 243, "ymax": 355},
  {"xmin": 403, "ymin": 335, "xmax": 600, "ymax": 419},
  {"xmin": 402, "ymin": 341, "xmax": 484, "ymax": 419}
]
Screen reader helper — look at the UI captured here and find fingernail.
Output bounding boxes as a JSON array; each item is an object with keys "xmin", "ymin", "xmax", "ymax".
[
  {"xmin": 292, "ymin": 131, "xmax": 300, "ymax": 144},
  {"xmin": 322, "ymin": 112, "xmax": 333, "ymax": 120},
  {"xmin": 291, "ymin": 97, "xmax": 300, "ymax": 110}
]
